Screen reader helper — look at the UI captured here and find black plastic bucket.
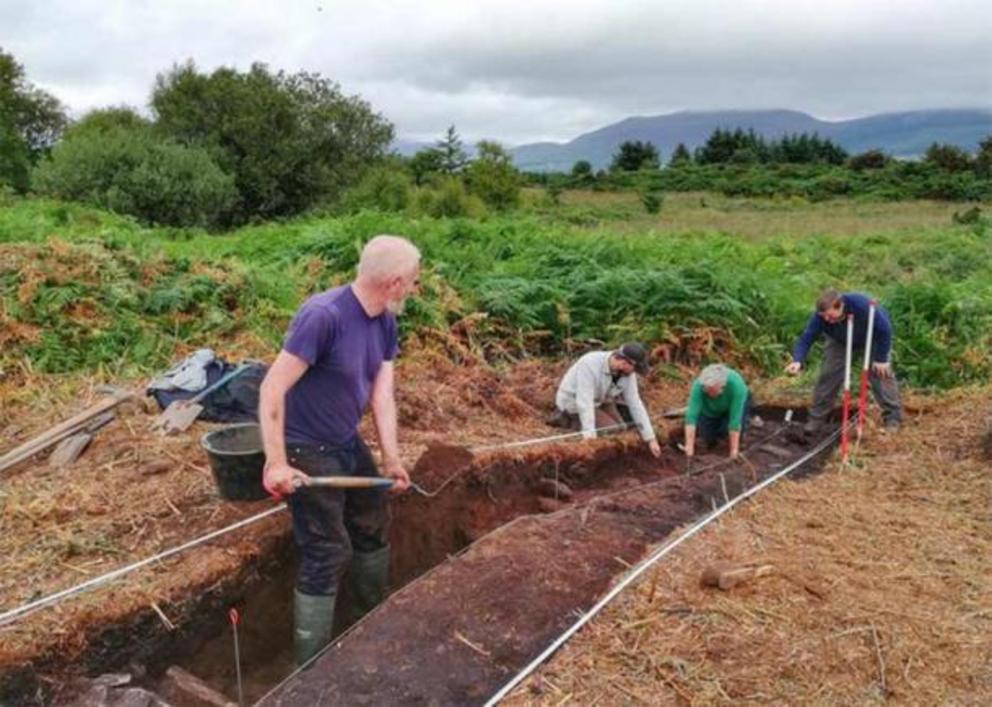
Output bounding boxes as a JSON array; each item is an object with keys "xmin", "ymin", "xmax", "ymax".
[{"xmin": 201, "ymin": 423, "xmax": 268, "ymax": 501}]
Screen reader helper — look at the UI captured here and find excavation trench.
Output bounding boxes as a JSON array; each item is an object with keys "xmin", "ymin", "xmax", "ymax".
[
  {"xmin": 34, "ymin": 407, "xmax": 827, "ymax": 705},
  {"xmin": 157, "ymin": 435, "xmax": 680, "ymax": 704}
]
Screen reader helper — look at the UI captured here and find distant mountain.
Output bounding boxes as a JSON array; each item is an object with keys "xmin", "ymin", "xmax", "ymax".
[{"xmin": 507, "ymin": 108, "xmax": 992, "ymax": 172}]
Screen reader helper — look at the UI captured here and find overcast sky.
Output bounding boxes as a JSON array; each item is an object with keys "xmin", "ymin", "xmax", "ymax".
[{"xmin": 2, "ymin": 0, "xmax": 990, "ymax": 145}]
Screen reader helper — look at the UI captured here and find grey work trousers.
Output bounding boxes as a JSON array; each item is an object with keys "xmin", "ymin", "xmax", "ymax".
[{"xmin": 808, "ymin": 339, "xmax": 903, "ymax": 428}]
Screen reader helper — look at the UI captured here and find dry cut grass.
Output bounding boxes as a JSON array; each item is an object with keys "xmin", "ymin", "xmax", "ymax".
[
  {"xmin": 0, "ymin": 353, "xmax": 684, "ymax": 673},
  {"xmin": 507, "ymin": 388, "xmax": 992, "ymax": 705}
]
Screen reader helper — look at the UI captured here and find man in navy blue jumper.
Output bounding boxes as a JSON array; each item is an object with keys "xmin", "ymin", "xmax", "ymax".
[
  {"xmin": 785, "ymin": 289, "xmax": 903, "ymax": 433},
  {"xmin": 259, "ymin": 235, "xmax": 420, "ymax": 665}
]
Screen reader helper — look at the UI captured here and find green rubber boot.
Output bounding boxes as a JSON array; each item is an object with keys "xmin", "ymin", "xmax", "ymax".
[
  {"xmin": 347, "ymin": 545, "xmax": 390, "ymax": 624},
  {"xmin": 294, "ymin": 589, "xmax": 336, "ymax": 666}
]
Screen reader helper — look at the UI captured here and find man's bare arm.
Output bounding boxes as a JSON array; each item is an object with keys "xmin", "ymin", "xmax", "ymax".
[
  {"xmin": 259, "ymin": 350, "xmax": 311, "ymax": 496},
  {"xmin": 370, "ymin": 361, "xmax": 409, "ymax": 491}
]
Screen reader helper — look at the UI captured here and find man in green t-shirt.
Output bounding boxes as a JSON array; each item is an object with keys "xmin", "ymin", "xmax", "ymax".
[{"xmin": 683, "ymin": 364, "xmax": 752, "ymax": 460}]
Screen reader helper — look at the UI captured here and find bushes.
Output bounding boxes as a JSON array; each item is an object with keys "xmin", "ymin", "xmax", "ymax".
[
  {"xmin": 340, "ymin": 165, "xmax": 412, "ymax": 213},
  {"xmin": 886, "ymin": 280, "xmax": 992, "ymax": 387},
  {"xmin": 848, "ymin": 149, "xmax": 890, "ymax": 171},
  {"xmin": 465, "ymin": 141, "xmax": 521, "ymax": 210},
  {"xmin": 151, "ymin": 62, "xmax": 393, "ymax": 223},
  {"xmin": 413, "ymin": 177, "xmax": 486, "ymax": 218},
  {"xmin": 25, "ymin": 61, "xmax": 395, "ymax": 227},
  {"xmin": 611, "ymin": 141, "xmax": 661, "ymax": 171},
  {"xmin": 593, "ymin": 162, "xmax": 992, "ymax": 202},
  {"xmin": 3, "ymin": 199, "xmax": 991, "ymax": 386},
  {"xmin": 33, "ymin": 125, "xmax": 236, "ymax": 228},
  {"xmin": 0, "ymin": 48, "xmax": 67, "ymax": 191},
  {"xmin": 640, "ymin": 190, "xmax": 663, "ymax": 213},
  {"xmin": 0, "ymin": 123, "xmax": 31, "ymax": 191},
  {"xmin": 924, "ymin": 143, "xmax": 973, "ymax": 172}
]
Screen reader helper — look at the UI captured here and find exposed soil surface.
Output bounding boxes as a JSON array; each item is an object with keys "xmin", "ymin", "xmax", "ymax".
[
  {"xmin": 1, "ymin": 352, "xmax": 825, "ymax": 706},
  {"xmin": 260, "ymin": 409, "xmax": 827, "ymax": 706},
  {"xmin": 503, "ymin": 389, "xmax": 991, "ymax": 705}
]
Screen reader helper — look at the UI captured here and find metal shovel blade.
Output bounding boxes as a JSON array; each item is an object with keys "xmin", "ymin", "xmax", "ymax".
[{"xmin": 151, "ymin": 400, "xmax": 204, "ymax": 436}]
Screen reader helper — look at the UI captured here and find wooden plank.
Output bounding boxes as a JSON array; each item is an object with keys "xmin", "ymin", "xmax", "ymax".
[
  {"xmin": 0, "ymin": 394, "xmax": 131, "ymax": 474},
  {"xmin": 48, "ymin": 433, "xmax": 93, "ymax": 468}
]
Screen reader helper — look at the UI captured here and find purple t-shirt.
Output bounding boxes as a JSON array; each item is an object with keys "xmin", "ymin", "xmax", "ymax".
[{"xmin": 283, "ymin": 285, "xmax": 398, "ymax": 446}]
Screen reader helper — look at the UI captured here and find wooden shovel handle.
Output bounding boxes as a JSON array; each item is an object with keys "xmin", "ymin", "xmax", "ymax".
[{"xmin": 305, "ymin": 476, "xmax": 394, "ymax": 489}]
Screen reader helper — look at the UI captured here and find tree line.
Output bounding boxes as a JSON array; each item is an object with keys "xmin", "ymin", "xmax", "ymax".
[
  {"xmin": 534, "ymin": 131, "xmax": 992, "ymax": 203},
  {"xmin": 1, "ymin": 48, "xmax": 398, "ymax": 227},
  {"xmin": 600, "ymin": 129, "xmax": 992, "ymax": 174},
  {"xmin": 3, "ymin": 45, "xmax": 990, "ymax": 227},
  {"xmin": 1, "ymin": 48, "xmax": 524, "ymax": 227}
]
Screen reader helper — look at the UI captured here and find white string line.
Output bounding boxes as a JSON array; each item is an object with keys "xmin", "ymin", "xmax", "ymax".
[
  {"xmin": 0, "ymin": 423, "xmax": 640, "ymax": 625},
  {"xmin": 471, "ymin": 422, "xmax": 635, "ymax": 452},
  {"xmin": 258, "ymin": 423, "xmax": 836, "ymax": 705},
  {"xmin": 0, "ymin": 504, "xmax": 287, "ymax": 628},
  {"xmin": 483, "ymin": 425, "xmax": 845, "ymax": 706}
]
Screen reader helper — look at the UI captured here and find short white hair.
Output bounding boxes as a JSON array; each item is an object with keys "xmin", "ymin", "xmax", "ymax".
[
  {"xmin": 699, "ymin": 363, "xmax": 729, "ymax": 389},
  {"xmin": 357, "ymin": 235, "xmax": 421, "ymax": 284}
]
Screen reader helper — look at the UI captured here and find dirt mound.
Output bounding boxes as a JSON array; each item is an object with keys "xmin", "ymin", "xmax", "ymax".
[
  {"xmin": 410, "ymin": 443, "xmax": 476, "ymax": 487},
  {"xmin": 396, "ymin": 355, "xmax": 542, "ymax": 433}
]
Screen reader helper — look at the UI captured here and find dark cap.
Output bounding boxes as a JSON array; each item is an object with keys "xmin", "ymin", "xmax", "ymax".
[{"xmin": 617, "ymin": 342, "xmax": 649, "ymax": 375}]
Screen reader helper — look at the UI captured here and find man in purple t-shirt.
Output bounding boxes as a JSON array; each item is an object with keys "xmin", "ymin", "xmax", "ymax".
[{"xmin": 259, "ymin": 234, "xmax": 420, "ymax": 665}]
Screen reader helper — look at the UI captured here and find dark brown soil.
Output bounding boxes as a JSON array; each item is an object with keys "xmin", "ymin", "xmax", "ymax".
[
  {"xmin": 260, "ymin": 412, "xmax": 829, "ymax": 706},
  {"xmin": 6, "ymin": 389, "xmax": 826, "ymax": 706}
]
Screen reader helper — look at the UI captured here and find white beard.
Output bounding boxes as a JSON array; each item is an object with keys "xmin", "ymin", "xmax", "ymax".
[{"xmin": 386, "ymin": 297, "xmax": 407, "ymax": 315}]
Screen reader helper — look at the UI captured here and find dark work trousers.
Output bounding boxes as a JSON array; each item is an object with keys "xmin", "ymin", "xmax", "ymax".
[
  {"xmin": 809, "ymin": 339, "xmax": 903, "ymax": 428},
  {"xmin": 697, "ymin": 394, "xmax": 754, "ymax": 444},
  {"xmin": 286, "ymin": 436, "xmax": 389, "ymax": 597}
]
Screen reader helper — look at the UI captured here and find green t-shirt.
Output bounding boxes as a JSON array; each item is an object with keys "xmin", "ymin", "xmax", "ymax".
[{"xmin": 685, "ymin": 368, "xmax": 749, "ymax": 431}]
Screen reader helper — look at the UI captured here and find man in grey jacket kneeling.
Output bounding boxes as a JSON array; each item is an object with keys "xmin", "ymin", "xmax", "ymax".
[{"xmin": 549, "ymin": 342, "xmax": 662, "ymax": 458}]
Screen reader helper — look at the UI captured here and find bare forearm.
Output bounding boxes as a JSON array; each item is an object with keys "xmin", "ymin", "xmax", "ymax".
[
  {"xmin": 684, "ymin": 425, "xmax": 697, "ymax": 456},
  {"xmin": 372, "ymin": 394, "xmax": 401, "ymax": 463},
  {"xmin": 729, "ymin": 430, "xmax": 741, "ymax": 457},
  {"xmin": 259, "ymin": 382, "xmax": 287, "ymax": 466}
]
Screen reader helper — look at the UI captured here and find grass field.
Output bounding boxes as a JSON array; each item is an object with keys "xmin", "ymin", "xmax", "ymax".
[
  {"xmin": 1, "ymin": 192, "xmax": 990, "ymax": 389},
  {"xmin": 538, "ymin": 189, "xmax": 978, "ymax": 239}
]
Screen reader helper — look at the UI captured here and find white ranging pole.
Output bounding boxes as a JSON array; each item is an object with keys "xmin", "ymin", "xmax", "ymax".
[
  {"xmin": 844, "ymin": 314, "xmax": 854, "ymax": 392},
  {"xmin": 841, "ymin": 314, "xmax": 855, "ymax": 464},
  {"xmin": 856, "ymin": 301, "xmax": 877, "ymax": 442}
]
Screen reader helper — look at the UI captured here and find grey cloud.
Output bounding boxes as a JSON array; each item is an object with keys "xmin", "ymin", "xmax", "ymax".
[{"xmin": 2, "ymin": 0, "xmax": 989, "ymax": 142}]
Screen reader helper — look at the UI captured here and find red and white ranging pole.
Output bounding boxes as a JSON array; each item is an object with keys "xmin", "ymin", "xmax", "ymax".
[
  {"xmin": 841, "ymin": 314, "xmax": 854, "ymax": 464},
  {"xmin": 856, "ymin": 301, "xmax": 877, "ymax": 442},
  {"xmin": 229, "ymin": 608, "xmax": 244, "ymax": 707}
]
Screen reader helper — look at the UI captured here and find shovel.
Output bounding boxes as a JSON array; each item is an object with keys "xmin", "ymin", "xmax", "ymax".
[
  {"xmin": 305, "ymin": 476, "xmax": 395, "ymax": 489},
  {"xmin": 269, "ymin": 476, "xmax": 394, "ymax": 499},
  {"xmin": 152, "ymin": 364, "xmax": 251, "ymax": 436}
]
